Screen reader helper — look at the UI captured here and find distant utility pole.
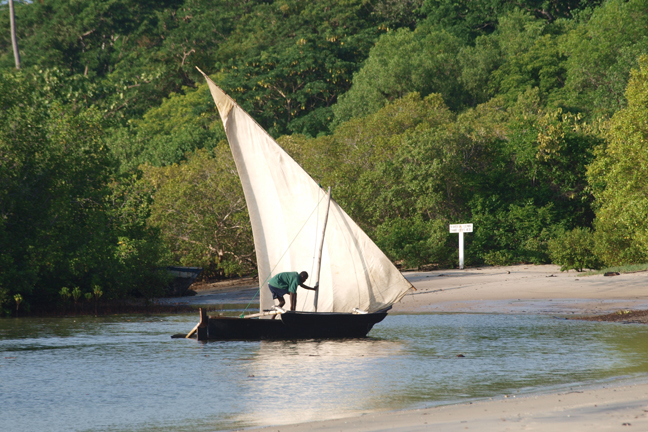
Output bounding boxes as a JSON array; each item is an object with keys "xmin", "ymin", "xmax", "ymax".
[
  {"xmin": 449, "ymin": 223, "xmax": 473, "ymax": 269},
  {"xmin": 9, "ymin": 0, "xmax": 21, "ymax": 69}
]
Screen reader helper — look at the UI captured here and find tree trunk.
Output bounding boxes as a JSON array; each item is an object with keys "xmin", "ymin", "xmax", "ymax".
[{"xmin": 9, "ymin": 0, "xmax": 21, "ymax": 70}]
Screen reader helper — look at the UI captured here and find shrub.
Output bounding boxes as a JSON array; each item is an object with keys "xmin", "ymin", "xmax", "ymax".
[
  {"xmin": 548, "ymin": 228, "xmax": 602, "ymax": 272},
  {"xmin": 0, "ymin": 287, "xmax": 11, "ymax": 316},
  {"xmin": 375, "ymin": 216, "xmax": 452, "ymax": 269},
  {"xmin": 483, "ymin": 250, "xmax": 516, "ymax": 266},
  {"xmin": 470, "ymin": 198, "xmax": 558, "ymax": 265}
]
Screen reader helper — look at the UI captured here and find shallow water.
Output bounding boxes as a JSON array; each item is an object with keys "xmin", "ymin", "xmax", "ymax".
[{"xmin": 2, "ymin": 313, "xmax": 648, "ymax": 432}]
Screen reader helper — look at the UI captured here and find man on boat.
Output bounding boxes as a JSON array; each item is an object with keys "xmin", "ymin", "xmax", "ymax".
[{"xmin": 268, "ymin": 271, "xmax": 318, "ymax": 315}]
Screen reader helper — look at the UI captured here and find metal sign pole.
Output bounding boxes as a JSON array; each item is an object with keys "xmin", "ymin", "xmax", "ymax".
[
  {"xmin": 459, "ymin": 231, "xmax": 464, "ymax": 269},
  {"xmin": 449, "ymin": 223, "xmax": 473, "ymax": 270}
]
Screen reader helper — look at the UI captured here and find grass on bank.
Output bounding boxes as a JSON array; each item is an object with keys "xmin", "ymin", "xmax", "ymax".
[{"xmin": 583, "ymin": 263, "xmax": 648, "ymax": 276}]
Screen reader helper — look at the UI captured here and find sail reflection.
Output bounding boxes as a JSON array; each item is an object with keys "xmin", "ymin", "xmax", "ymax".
[{"xmin": 231, "ymin": 338, "xmax": 406, "ymax": 426}]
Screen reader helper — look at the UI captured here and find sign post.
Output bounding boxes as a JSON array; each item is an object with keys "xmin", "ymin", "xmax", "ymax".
[{"xmin": 449, "ymin": 224, "xmax": 473, "ymax": 269}]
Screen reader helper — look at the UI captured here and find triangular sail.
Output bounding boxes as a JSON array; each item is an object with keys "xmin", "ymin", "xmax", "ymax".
[{"xmin": 199, "ymin": 69, "xmax": 413, "ymax": 313}]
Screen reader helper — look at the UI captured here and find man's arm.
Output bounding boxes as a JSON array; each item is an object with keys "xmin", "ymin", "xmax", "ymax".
[
  {"xmin": 299, "ymin": 282, "xmax": 319, "ymax": 291},
  {"xmin": 289, "ymin": 282, "xmax": 318, "ymax": 311}
]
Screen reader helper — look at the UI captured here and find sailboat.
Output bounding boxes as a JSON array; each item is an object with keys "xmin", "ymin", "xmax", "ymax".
[{"xmin": 189, "ymin": 68, "xmax": 414, "ymax": 340}]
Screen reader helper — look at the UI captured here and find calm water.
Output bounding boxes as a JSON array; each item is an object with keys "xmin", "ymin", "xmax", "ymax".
[{"xmin": 2, "ymin": 313, "xmax": 648, "ymax": 432}]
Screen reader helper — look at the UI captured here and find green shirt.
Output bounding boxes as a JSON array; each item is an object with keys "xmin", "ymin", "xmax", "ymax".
[{"xmin": 268, "ymin": 272, "xmax": 301, "ymax": 294}]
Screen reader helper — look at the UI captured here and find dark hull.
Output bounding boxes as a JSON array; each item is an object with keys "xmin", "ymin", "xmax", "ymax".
[{"xmin": 198, "ymin": 309, "xmax": 389, "ymax": 341}]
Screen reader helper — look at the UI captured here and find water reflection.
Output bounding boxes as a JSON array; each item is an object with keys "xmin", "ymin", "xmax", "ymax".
[
  {"xmin": 233, "ymin": 339, "xmax": 406, "ymax": 425},
  {"xmin": 1, "ymin": 314, "xmax": 648, "ymax": 432}
]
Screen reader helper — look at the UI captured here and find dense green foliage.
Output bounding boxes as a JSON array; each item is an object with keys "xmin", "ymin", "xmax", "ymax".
[
  {"xmin": 588, "ymin": 56, "xmax": 648, "ymax": 266},
  {"xmin": 548, "ymin": 227, "xmax": 600, "ymax": 272},
  {"xmin": 1, "ymin": 0, "xmax": 647, "ymax": 313},
  {"xmin": 142, "ymin": 147, "xmax": 254, "ymax": 277},
  {"xmin": 0, "ymin": 71, "xmax": 169, "ymax": 314}
]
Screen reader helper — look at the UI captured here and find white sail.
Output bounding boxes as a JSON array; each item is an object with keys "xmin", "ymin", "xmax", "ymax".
[{"xmin": 199, "ymin": 69, "xmax": 413, "ymax": 313}]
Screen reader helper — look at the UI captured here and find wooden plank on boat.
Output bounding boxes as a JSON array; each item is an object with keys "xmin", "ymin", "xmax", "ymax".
[
  {"xmin": 242, "ymin": 310, "xmax": 281, "ymax": 319},
  {"xmin": 185, "ymin": 323, "xmax": 199, "ymax": 338}
]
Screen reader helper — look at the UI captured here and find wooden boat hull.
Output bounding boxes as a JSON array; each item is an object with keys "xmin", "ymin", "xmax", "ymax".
[{"xmin": 197, "ymin": 309, "xmax": 390, "ymax": 341}]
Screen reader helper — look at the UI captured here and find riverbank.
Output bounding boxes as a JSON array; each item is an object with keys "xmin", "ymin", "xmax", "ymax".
[
  {"xmin": 237, "ymin": 264, "xmax": 648, "ymax": 432},
  {"xmin": 252, "ymin": 379, "xmax": 648, "ymax": 431},
  {"xmin": 167, "ymin": 264, "xmax": 648, "ymax": 319},
  {"xmin": 6, "ymin": 264, "xmax": 648, "ymax": 432},
  {"xmin": 395, "ymin": 264, "xmax": 648, "ymax": 317},
  {"xmin": 21, "ymin": 264, "xmax": 646, "ymax": 319}
]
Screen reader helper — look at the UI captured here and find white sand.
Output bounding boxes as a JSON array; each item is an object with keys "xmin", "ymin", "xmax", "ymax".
[
  {"xmin": 255, "ymin": 380, "xmax": 648, "ymax": 431},
  {"xmin": 251, "ymin": 264, "xmax": 648, "ymax": 432},
  {"xmin": 396, "ymin": 264, "xmax": 648, "ymax": 315}
]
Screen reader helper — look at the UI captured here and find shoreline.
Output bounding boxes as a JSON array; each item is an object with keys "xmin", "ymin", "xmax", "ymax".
[
  {"xmin": 394, "ymin": 264, "xmax": 648, "ymax": 316},
  {"xmin": 250, "ymin": 377, "xmax": 648, "ymax": 431},
  {"xmin": 8, "ymin": 264, "xmax": 648, "ymax": 430},
  {"xmin": 163, "ymin": 263, "xmax": 648, "ymax": 319},
  {"xmin": 13, "ymin": 264, "xmax": 648, "ymax": 322},
  {"xmin": 237, "ymin": 264, "xmax": 648, "ymax": 432}
]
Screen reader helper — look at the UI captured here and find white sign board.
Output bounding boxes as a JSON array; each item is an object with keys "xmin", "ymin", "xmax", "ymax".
[{"xmin": 449, "ymin": 223, "xmax": 473, "ymax": 233}]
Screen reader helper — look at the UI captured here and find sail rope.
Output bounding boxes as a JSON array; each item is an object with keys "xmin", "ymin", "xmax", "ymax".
[{"xmin": 239, "ymin": 193, "xmax": 329, "ymax": 317}]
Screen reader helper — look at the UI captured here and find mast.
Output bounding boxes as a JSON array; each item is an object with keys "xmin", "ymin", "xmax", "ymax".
[{"xmin": 312, "ymin": 187, "xmax": 332, "ymax": 311}]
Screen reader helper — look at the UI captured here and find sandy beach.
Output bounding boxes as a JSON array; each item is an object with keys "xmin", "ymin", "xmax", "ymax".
[
  {"xmin": 228, "ymin": 264, "xmax": 648, "ymax": 432},
  {"xmin": 255, "ymin": 379, "xmax": 648, "ymax": 431},
  {"xmin": 396, "ymin": 264, "xmax": 648, "ymax": 315}
]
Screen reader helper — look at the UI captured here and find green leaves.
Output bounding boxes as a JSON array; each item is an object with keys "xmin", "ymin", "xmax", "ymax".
[
  {"xmin": 107, "ymin": 83, "xmax": 226, "ymax": 171},
  {"xmin": 0, "ymin": 72, "xmax": 109, "ymax": 300},
  {"xmin": 332, "ymin": 26, "xmax": 464, "ymax": 125},
  {"xmin": 0, "ymin": 71, "xmax": 169, "ymax": 311},
  {"xmin": 376, "ymin": 216, "xmax": 452, "ymax": 269},
  {"xmin": 142, "ymin": 147, "xmax": 255, "ymax": 278},
  {"xmin": 471, "ymin": 198, "xmax": 559, "ymax": 265},
  {"xmin": 214, "ymin": 0, "xmax": 385, "ymax": 137},
  {"xmin": 548, "ymin": 227, "xmax": 601, "ymax": 272},
  {"xmin": 587, "ymin": 56, "xmax": 648, "ymax": 266},
  {"xmin": 560, "ymin": 0, "xmax": 648, "ymax": 118}
]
